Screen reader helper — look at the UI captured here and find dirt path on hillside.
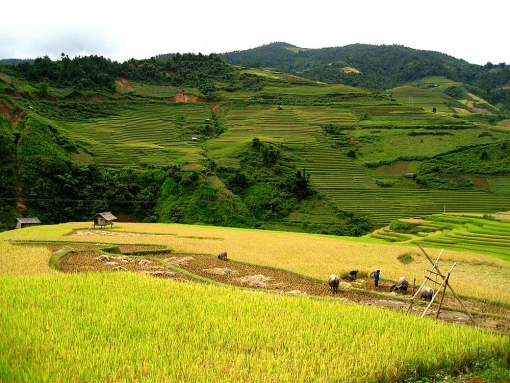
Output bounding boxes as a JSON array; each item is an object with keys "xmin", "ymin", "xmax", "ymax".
[{"xmin": 49, "ymin": 243, "xmax": 510, "ymax": 335}]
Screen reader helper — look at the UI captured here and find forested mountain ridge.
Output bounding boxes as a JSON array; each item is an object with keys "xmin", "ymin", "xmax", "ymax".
[
  {"xmin": 1, "ymin": 50, "xmax": 510, "ymax": 234},
  {"xmin": 221, "ymin": 42, "xmax": 510, "ymax": 112},
  {"xmin": 3, "ymin": 43, "xmax": 509, "ymax": 111}
]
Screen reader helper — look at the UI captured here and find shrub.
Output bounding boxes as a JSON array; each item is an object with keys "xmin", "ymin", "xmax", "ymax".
[
  {"xmin": 102, "ymin": 245, "xmax": 121, "ymax": 254},
  {"xmin": 397, "ymin": 252, "xmax": 414, "ymax": 264},
  {"xmin": 389, "ymin": 220, "xmax": 415, "ymax": 233}
]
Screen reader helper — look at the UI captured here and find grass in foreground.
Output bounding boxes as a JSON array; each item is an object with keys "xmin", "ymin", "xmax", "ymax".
[{"xmin": 0, "ymin": 272, "xmax": 508, "ymax": 383}]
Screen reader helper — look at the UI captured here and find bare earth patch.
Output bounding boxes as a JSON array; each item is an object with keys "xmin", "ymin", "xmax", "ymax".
[
  {"xmin": 174, "ymin": 92, "xmax": 199, "ymax": 102},
  {"xmin": 497, "ymin": 119, "xmax": 510, "ymax": 128},
  {"xmin": 384, "ymin": 161, "xmax": 411, "ymax": 175},
  {"xmin": 116, "ymin": 77, "xmax": 134, "ymax": 91},
  {"xmin": 473, "ymin": 176, "xmax": 490, "ymax": 191}
]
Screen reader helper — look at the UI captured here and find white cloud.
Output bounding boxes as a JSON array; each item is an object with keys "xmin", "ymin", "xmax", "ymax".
[{"xmin": 1, "ymin": 0, "xmax": 508, "ymax": 64}]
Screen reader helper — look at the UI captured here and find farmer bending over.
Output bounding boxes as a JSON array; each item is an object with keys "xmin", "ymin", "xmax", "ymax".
[{"xmin": 348, "ymin": 269, "xmax": 359, "ymax": 281}]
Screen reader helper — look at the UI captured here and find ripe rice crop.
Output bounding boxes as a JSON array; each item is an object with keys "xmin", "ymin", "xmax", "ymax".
[
  {"xmin": 0, "ymin": 241, "xmax": 57, "ymax": 276},
  {"xmin": 1, "ymin": 223, "xmax": 509, "ymax": 381},
  {"xmin": 2, "ymin": 222, "xmax": 510, "ymax": 305},
  {"xmin": 0, "ymin": 272, "xmax": 508, "ymax": 383}
]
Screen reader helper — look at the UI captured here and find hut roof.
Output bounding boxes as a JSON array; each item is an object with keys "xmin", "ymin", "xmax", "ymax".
[
  {"xmin": 16, "ymin": 218, "xmax": 41, "ymax": 224},
  {"xmin": 93, "ymin": 212, "xmax": 117, "ymax": 221}
]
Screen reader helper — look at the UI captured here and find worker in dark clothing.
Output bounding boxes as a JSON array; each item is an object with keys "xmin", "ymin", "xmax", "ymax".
[
  {"xmin": 348, "ymin": 269, "xmax": 359, "ymax": 281},
  {"xmin": 370, "ymin": 270, "xmax": 380, "ymax": 290}
]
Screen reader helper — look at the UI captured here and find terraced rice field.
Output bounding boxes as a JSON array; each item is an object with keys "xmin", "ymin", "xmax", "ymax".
[
  {"xmin": 59, "ymin": 97, "xmax": 510, "ymax": 226},
  {"xmin": 64, "ymin": 102, "xmax": 210, "ymax": 166}
]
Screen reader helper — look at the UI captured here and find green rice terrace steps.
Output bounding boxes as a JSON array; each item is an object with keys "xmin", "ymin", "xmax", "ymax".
[
  {"xmin": 292, "ymin": 141, "xmax": 509, "ymax": 226},
  {"xmin": 372, "ymin": 214, "xmax": 510, "ymax": 261}
]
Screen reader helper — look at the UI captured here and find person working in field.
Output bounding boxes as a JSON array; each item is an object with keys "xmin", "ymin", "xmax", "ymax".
[
  {"xmin": 348, "ymin": 269, "xmax": 359, "ymax": 281},
  {"xmin": 370, "ymin": 270, "xmax": 380, "ymax": 290}
]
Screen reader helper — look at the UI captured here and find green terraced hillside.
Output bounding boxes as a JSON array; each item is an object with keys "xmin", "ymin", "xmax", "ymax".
[
  {"xmin": 4, "ymin": 62, "xmax": 510, "ymax": 229},
  {"xmin": 52, "ymin": 90, "xmax": 510, "ymax": 226}
]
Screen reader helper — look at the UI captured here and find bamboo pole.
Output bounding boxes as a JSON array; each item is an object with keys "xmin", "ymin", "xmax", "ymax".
[
  {"xmin": 407, "ymin": 249, "xmax": 443, "ymax": 313},
  {"xmin": 435, "ymin": 274, "xmax": 450, "ymax": 320},
  {"xmin": 417, "ymin": 243, "xmax": 476, "ymax": 324},
  {"xmin": 421, "ymin": 263, "xmax": 455, "ymax": 318}
]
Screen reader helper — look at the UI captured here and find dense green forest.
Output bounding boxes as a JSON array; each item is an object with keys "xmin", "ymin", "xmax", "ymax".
[
  {"xmin": 1, "ymin": 44, "xmax": 509, "ymax": 234},
  {"xmin": 7, "ymin": 53, "xmax": 236, "ymax": 93}
]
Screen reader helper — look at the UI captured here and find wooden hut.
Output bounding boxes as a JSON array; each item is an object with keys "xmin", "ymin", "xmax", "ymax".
[
  {"xmin": 15, "ymin": 217, "xmax": 41, "ymax": 229},
  {"xmin": 92, "ymin": 212, "xmax": 117, "ymax": 229}
]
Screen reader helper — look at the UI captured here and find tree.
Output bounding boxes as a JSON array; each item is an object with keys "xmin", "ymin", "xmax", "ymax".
[{"xmin": 38, "ymin": 81, "xmax": 49, "ymax": 97}]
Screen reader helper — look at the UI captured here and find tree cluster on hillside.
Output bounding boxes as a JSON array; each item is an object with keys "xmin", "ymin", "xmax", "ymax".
[
  {"xmin": 10, "ymin": 118, "xmax": 164, "ymax": 224},
  {"xmin": 0, "ymin": 116, "xmax": 17, "ymax": 231},
  {"xmin": 478, "ymin": 64, "xmax": 510, "ymax": 110},
  {"xmin": 217, "ymin": 138, "xmax": 316, "ymax": 220},
  {"xmin": 11, "ymin": 54, "xmax": 119, "ymax": 92},
  {"xmin": 4, "ymin": 53, "xmax": 238, "ymax": 93}
]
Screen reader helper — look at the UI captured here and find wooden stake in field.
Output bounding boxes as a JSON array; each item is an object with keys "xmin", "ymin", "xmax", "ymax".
[{"xmin": 408, "ymin": 244, "xmax": 476, "ymax": 325}]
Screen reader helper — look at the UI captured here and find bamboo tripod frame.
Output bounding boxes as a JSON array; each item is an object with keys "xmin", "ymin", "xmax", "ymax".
[{"xmin": 408, "ymin": 244, "xmax": 476, "ymax": 325}]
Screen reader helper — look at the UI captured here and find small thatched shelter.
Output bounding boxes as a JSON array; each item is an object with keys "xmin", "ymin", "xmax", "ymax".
[
  {"xmin": 92, "ymin": 212, "xmax": 117, "ymax": 229},
  {"xmin": 15, "ymin": 217, "xmax": 41, "ymax": 229}
]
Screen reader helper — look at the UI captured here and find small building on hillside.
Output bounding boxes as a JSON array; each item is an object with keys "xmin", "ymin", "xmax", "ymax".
[
  {"xmin": 92, "ymin": 212, "xmax": 117, "ymax": 229},
  {"xmin": 15, "ymin": 217, "xmax": 41, "ymax": 229}
]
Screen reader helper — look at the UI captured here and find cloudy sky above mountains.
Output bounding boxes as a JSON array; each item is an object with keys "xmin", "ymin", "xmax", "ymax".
[{"xmin": 1, "ymin": 0, "xmax": 508, "ymax": 65}]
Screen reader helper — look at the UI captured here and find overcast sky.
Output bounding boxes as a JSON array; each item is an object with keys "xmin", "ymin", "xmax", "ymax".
[{"xmin": 1, "ymin": 0, "xmax": 508, "ymax": 65}]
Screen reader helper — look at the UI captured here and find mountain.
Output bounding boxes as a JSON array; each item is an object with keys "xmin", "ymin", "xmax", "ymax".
[
  {"xmin": 1, "ymin": 50, "xmax": 510, "ymax": 234},
  {"xmin": 0, "ymin": 58, "xmax": 34, "ymax": 65},
  {"xmin": 221, "ymin": 42, "xmax": 510, "ymax": 112}
]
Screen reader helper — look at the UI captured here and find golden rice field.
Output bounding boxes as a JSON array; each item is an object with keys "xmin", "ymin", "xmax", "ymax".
[
  {"xmin": 2, "ymin": 222, "xmax": 509, "ymax": 305},
  {"xmin": 0, "ymin": 241, "xmax": 57, "ymax": 276},
  {"xmin": 1, "ymin": 222, "xmax": 509, "ymax": 382}
]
